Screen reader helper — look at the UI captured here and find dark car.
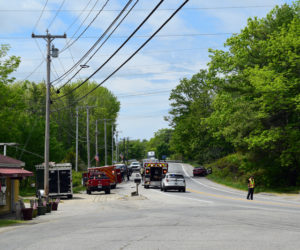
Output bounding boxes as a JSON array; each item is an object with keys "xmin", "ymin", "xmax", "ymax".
[{"xmin": 193, "ymin": 167, "xmax": 212, "ymax": 177}]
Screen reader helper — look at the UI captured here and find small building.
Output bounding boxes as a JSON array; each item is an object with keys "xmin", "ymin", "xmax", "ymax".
[{"xmin": 0, "ymin": 154, "xmax": 33, "ymax": 215}]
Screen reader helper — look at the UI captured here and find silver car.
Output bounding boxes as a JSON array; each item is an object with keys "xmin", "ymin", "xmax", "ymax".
[
  {"xmin": 161, "ymin": 173, "xmax": 186, "ymax": 192},
  {"xmin": 129, "ymin": 162, "xmax": 141, "ymax": 172}
]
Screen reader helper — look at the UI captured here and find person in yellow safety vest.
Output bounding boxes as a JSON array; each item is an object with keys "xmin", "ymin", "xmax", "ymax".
[
  {"xmin": 247, "ymin": 176, "xmax": 255, "ymax": 200},
  {"xmin": 140, "ymin": 167, "xmax": 144, "ymax": 178}
]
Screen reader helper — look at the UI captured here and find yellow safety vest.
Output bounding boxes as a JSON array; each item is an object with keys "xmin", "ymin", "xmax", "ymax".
[{"xmin": 249, "ymin": 179, "xmax": 255, "ymax": 188}]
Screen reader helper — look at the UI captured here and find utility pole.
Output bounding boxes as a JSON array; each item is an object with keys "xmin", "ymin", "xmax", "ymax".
[
  {"xmin": 116, "ymin": 131, "xmax": 119, "ymax": 163},
  {"xmin": 104, "ymin": 119, "xmax": 107, "ymax": 166},
  {"xmin": 123, "ymin": 138, "xmax": 126, "ymax": 164},
  {"xmin": 32, "ymin": 30, "xmax": 66, "ymax": 197},
  {"xmin": 75, "ymin": 108, "xmax": 79, "ymax": 172},
  {"xmin": 95, "ymin": 120, "xmax": 98, "ymax": 167},
  {"xmin": 77, "ymin": 106, "xmax": 95, "ymax": 169},
  {"xmin": 86, "ymin": 106, "xmax": 90, "ymax": 169},
  {"xmin": 111, "ymin": 125, "xmax": 114, "ymax": 164},
  {"xmin": 126, "ymin": 137, "xmax": 129, "ymax": 165}
]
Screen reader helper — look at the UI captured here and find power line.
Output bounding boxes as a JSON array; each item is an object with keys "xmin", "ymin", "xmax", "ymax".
[
  {"xmin": 47, "ymin": 0, "xmax": 66, "ymax": 30},
  {"xmin": 60, "ymin": 0, "xmax": 110, "ymax": 53},
  {"xmin": 65, "ymin": 0, "xmax": 93, "ymax": 33},
  {"xmin": 21, "ymin": 60, "xmax": 44, "ymax": 81},
  {"xmin": 0, "ymin": 33, "xmax": 233, "ymax": 39},
  {"xmin": 53, "ymin": 0, "xmax": 139, "ymax": 89},
  {"xmin": 17, "ymin": 45, "xmax": 224, "ymax": 62},
  {"xmin": 53, "ymin": 0, "xmax": 190, "ymax": 112},
  {"xmin": 32, "ymin": 0, "xmax": 49, "ymax": 32},
  {"xmin": 8, "ymin": 145, "xmax": 44, "ymax": 159},
  {"xmin": 61, "ymin": 0, "xmax": 101, "ymax": 52},
  {"xmin": 52, "ymin": 0, "xmax": 165, "ymax": 101},
  {"xmin": 51, "ymin": 0, "xmax": 135, "ymax": 87},
  {"xmin": 0, "ymin": 5, "xmax": 275, "ymax": 12}
]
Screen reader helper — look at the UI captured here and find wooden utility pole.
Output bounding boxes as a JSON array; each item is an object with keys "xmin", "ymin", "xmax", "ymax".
[
  {"xmin": 75, "ymin": 108, "xmax": 79, "ymax": 172},
  {"xmin": 32, "ymin": 30, "xmax": 66, "ymax": 197}
]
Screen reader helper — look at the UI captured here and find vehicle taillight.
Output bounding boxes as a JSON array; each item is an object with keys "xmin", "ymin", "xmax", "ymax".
[
  {"xmin": 163, "ymin": 169, "xmax": 167, "ymax": 174},
  {"xmin": 146, "ymin": 169, "xmax": 150, "ymax": 174}
]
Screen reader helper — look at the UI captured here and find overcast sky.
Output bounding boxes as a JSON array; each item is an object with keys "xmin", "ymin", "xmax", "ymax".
[{"xmin": 0, "ymin": 0, "xmax": 294, "ymax": 141}]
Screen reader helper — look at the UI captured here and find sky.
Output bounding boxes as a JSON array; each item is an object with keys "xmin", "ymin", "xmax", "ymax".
[{"xmin": 0, "ymin": 0, "xmax": 294, "ymax": 141}]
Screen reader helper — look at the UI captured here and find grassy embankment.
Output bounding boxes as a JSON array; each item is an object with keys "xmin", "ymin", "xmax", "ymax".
[
  {"xmin": 72, "ymin": 171, "xmax": 86, "ymax": 193},
  {"xmin": 191, "ymin": 153, "xmax": 300, "ymax": 194},
  {"xmin": 0, "ymin": 220, "xmax": 23, "ymax": 227}
]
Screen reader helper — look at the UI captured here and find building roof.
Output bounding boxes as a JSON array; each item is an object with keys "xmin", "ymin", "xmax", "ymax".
[
  {"xmin": 0, "ymin": 168, "xmax": 33, "ymax": 177},
  {"xmin": 0, "ymin": 154, "xmax": 25, "ymax": 168}
]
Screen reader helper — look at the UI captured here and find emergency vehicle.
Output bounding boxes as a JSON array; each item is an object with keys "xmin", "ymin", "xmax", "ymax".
[
  {"xmin": 87, "ymin": 166, "xmax": 118, "ymax": 189},
  {"xmin": 143, "ymin": 162, "xmax": 168, "ymax": 189},
  {"xmin": 86, "ymin": 170, "xmax": 111, "ymax": 195}
]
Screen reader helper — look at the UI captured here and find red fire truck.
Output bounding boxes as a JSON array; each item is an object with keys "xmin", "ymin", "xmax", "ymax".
[
  {"xmin": 143, "ymin": 162, "xmax": 168, "ymax": 189},
  {"xmin": 87, "ymin": 166, "xmax": 118, "ymax": 189},
  {"xmin": 86, "ymin": 170, "xmax": 111, "ymax": 195}
]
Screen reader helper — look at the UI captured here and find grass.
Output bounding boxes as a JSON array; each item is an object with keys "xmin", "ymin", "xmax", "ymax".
[
  {"xmin": 0, "ymin": 220, "xmax": 23, "ymax": 227},
  {"xmin": 188, "ymin": 157, "xmax": 300, "ymax": 194},
  {"xmin": 19, "ymin": 186, "xmax": 36, "ymax": 197},
  {"xmin": 73, "ymin": 186, "xmax": 86, "ymax": 193}
]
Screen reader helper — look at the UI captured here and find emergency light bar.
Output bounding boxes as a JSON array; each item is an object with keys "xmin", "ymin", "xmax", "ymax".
[{"xmin": 144, "ymin": 163, "xmax": 168, "ymax": 167}]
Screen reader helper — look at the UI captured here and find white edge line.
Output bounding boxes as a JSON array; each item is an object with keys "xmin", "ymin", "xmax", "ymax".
[{"xmin": 181, "ymin": 164, "xmax": 300, "ymax": 205}]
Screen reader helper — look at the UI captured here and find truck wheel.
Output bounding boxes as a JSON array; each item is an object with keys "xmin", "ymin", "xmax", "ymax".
[
  {"xmin": 105, "ymin": 188, "xmax": 111, "ymax": 194},
  {"xmin": 111, "ymin": 184, "xmax": 116, "ymax": 189},
  {"xmin": 87, "ymin": 189, "xmax": 91, "ymax": 195},
  {"xmin": 67, "ymin": 194, "xmax": 73, "ymax": 199},
  {"xmin": 144, "ymin": 185, "xmax": 149, "ymax": 189},
  {"xmin": 182, "ymin": 188, "xmax": 186, "ymax": 192}
]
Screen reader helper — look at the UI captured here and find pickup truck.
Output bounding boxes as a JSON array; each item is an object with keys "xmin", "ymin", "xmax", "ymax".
[{"xmin": 86, "ymin": 171, "xmax": 111, "ymax": 195}]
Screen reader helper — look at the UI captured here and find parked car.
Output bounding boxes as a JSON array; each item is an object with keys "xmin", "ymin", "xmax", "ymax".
[
  {"xmin": 193, "ymin": 166, "xmax": 212, "ymax": 177},
  {"xmin": 129, "ymin": 162, "xmax": 141, "ymax": 172},
  {"xmin": 161, "ymin": 173, "xmax": 186, "ymax": 192}
]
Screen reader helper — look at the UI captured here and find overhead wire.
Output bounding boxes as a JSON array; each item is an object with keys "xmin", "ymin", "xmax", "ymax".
[
  {"xmin": 49, "ymin": 0, "xmax": 116, "ymax": 86},
  {"xmin": 32, "ymin": 0, "xmax": 49, "ymax": 32},
  {"xmin": 53, "ymin": 0, "xmax": 162, "ymax": 101},
  {"xmin": 61, "ymin": 0, "xmax": 101, "ymax": 52},
  {"xmin": 60, "ymin": 0, "xmax": 110, "ymax": 53},
  {"xmin": 9, "ymin": 145, "xmax": 44, "ymax": 159},
  {"xmin": 0, "ymin": 33, "xmax": 233, "ymax": 40},
  {"xmin": 1, "ymin": 5, "xmax": 276, "ymax": 12},
  {"xmin": 33, "ymin": 39, "xmax": 60, "ymax": 79},
  {"xmin": 47, "ymin": 0, "xmax": 66, "ymax": 30},
  {"xmin": 53, "ymin": 0, "xmax": 139, "ymax": 91},
  {"xmin": 51, "ymin": 0, "xmax": 134, "ymax": 87},
  {"xmin": 52, "ymin": 0, "xmax": 190, "ymax": 112},
  {"xmin": 20, "ymin": 45, "xmax": 224, "ymax": 62},
  {"xmin": 21, "ymin": 60, "xmax": 45, "ymax": 81},
  {"xmin": 65, "ymin": 0, "xmax": 93, "ymax": 33}
]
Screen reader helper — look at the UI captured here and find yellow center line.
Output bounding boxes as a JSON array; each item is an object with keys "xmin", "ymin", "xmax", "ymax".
[{"xmin": 187, "ymin": 188, "xmax": 300, "ymax": 208}]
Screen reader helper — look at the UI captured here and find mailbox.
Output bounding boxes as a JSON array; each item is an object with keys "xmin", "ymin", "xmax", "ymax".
[
  {"xmin": 133, "ymin": 173, "xmax": 141, "ymax": 184},
  {"xmin": 134, "ymin": 178, "xmax": 141, "ymax": 184}
]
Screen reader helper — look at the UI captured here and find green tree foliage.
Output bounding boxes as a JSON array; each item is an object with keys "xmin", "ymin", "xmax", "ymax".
[
  {"xmin": 167, "ymin": 70, "xmax": 233, "ymax": 163},
  {"xmin": 118, "ymin": 139, "xmax": 147, "ymax": 161},
  {"xmin": 147, "ymin": 129, "xmax": 173, "ymax": 160},
  {"xmin": 0, "ymin": 45, "xmax": 120, "ymax": 172},
  {"xmin": 167, "ymin": 2, "xmax": 300, "ymax": 187}
]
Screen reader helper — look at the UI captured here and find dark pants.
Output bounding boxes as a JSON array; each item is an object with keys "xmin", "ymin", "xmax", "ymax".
[{"xmin": 247, "ymin": 188, "xmax": 254, "ymax": 200}]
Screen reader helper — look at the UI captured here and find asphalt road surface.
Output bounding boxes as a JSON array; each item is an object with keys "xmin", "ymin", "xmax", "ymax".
[{"xmin": 1, "ymin": 163, "xmax": 300, "ymax": 250}]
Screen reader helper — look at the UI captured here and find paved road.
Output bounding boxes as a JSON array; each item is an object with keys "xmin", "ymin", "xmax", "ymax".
[{"xmin": 0, "ymin": 163, "xmax": 300, "ymax": 250}]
